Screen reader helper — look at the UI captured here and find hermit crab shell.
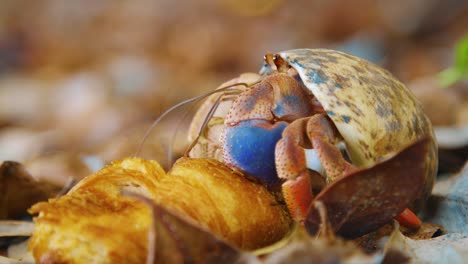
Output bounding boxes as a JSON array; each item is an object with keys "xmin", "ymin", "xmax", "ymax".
[
  {"xmin": 264, "ymin": 49, "xmax": 436, "ymax": 203},
  {"xmin": 191, "ymin": 49, "xmax": 437, "ymax": 208}
]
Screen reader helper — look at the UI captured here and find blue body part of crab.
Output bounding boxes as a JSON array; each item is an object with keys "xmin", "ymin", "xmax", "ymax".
[{"xmin": 223, "ymin": 119, "xmax": 288, "ymax": 187}]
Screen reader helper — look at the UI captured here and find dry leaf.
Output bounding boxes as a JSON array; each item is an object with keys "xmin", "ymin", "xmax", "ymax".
[
  {"xmin": 0, "ymin": 161, "xmax": 61, "ymax": 219},
  {"xmin": 379, "ymin": 163, "xmax": 468, "ymax": 263},
  {"xmin": 401, "ymin": 222, "xmax": 443, "ymax": 240},
  {"xmin": 0, "ymin": 221, "xmax": 34, "ymax": 237},
  {"xmin": 158, "ymin": 158, "xmax": 292, "ymax": 250},
  {"xmin": 352, "ymin": 224, "xmax": 395, "ymax": 253},
  {"xmin": 258, "ymin": 203, "xmax": 381, "ymax": 264},
  {"xmin": 306, "ymin": 138, "xmax": 430, "ymax": 238},
  {"xmin": 0, "ymin": 255, "xmax": 32, "ymax": 264},
  {"xmin": 6, "ymin": 239, "xmax": 34, "ymax": 263},
  {"xmin": 29, "ymin": 158, "xmax": 292, "ymax": 263},
  {"xmin": 262, "ymin": 227, "xmax": 378, "ymax": 264},
  {"xmin": 125, "ymin": 193, "xmax": 242, "ymax": 264},
  {"xmin": 354, "ymin": 222, "xmax": 443, "ymax": 254},
  {"xmin": 384, "ymin": 223, "xmax": 468, "ymax": 264},
  {"xmin": 425, "ymin": 163, "xmax": 468, "ymax": 233}
]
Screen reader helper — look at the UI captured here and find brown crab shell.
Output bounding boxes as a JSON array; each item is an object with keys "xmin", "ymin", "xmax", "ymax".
[{"xmin": 270, "ymin": 49, "xmax": 437, "ymax": 208}]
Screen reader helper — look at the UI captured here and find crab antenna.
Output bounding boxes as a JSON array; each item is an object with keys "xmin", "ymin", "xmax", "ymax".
[
  {"xmin": 134, "ymin": 83, "xmax": 249, "ymax": 157},
  {"xmin": 167, "ymin": 89, "xmax": 232, "ymax": 166},
  {"xmin": 186, "ymin": 89, "xmax": 244, "ymax": 157},
  {"xmin": 184, "ymin": 92, "xmax": 225, "ymax": 157},
  {"xmin": 167, "ymin": 98, "xmax": 200, "ymax": 167},
  {"xmin": 184, "ymin": 79, "xmax": 262, "ymax": 158}
]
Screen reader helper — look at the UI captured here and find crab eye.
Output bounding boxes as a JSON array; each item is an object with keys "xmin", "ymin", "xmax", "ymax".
[
  {"xmin": 264, "ymin": 53, "xmax": 275, "ymax": 66},
  {"xmin": 271, "ymin": 54, "xmax": 288, "ymax": 72}
]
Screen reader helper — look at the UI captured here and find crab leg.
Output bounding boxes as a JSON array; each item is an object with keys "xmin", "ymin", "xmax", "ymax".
[
  {"xmin": 276, "ymin": 114, "xmax": 355, "ymax": 221},
  {"xmin": 276, "ymin": 114, "xmax": 422, "ymax": 229}
]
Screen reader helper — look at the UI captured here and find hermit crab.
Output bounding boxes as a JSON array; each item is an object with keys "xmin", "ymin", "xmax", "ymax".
[{"xmin": 188, "ymin": 49, "xmax": 437, "ymax": 238}]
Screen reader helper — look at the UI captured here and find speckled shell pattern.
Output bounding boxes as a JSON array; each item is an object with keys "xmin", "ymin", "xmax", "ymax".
[{"xmin": 277, "ymin": 49, "xmax": 437, "ymax": 208}]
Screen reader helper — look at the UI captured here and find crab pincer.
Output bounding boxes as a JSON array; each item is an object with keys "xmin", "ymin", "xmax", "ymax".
[{"xmin": 276, "ymin": 113, "xmax": 357, "ymax": 221}]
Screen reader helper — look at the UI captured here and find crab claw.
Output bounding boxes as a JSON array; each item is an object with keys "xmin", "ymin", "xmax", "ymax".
[
  {"xmin": 222, "ymin": 73, "xmax": 314, "ymax": 188},
  {"xmin": 282, "ymin": 171, "xmax": 323, "ymax": 221},
  {"xmin": 305, "ymin": 138, "xmax": 430, "ymax": 238},
  {"xmin": 276, "ymin": 114, "xmax": 354, "ymax": 221},
  {"xmin": 223, "ymin": 120, "xmax": 288, "ymax": 187}
]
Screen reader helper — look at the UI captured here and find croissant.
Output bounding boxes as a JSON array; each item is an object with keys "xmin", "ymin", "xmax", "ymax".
[{"xmin": 29, "ymin": 158, "xmax": 292, "ymax": 263}]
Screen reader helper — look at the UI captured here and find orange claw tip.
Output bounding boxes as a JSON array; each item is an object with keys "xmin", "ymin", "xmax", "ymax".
[
  {"xmin": 395, "ymin": 208, "xmax": 422, "ymax": 229},
  {"xmin": 282, "ymin": 174, "xmax": 314, "ymax": 222}
]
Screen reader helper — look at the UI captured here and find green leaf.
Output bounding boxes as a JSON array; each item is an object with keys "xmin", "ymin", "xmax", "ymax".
[
  {"xmin": 438, "ymin": 36, "xmax": 468, "ymax": 87},
  {"xmin": 438, "ymin": 68, "xmax": 462, "ymax": 87},
  {"xmin": 454, "ymin": 36, "xmax": 468, "ymax": 72}
]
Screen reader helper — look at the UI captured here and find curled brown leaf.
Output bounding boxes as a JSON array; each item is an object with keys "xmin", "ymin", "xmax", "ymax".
[
  {"xmin": 306, "ymin": 138, "xmax": 430, "ymax": 238},
  {"xmin": 124, "ymin": 192, "xmax": 243, "ymax": 264},
  {"xmin": 29, "ymin": 157, "xmax": 292, "ymax": 263},
  {"xmin": 0, "ymin": 161, "xmax": 61, "ymax": 220}
]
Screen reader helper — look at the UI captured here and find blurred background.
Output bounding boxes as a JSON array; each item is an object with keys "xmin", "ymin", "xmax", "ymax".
[{"xmin": 0, "ymin": 0, "xmax": 466, "ymax": 183}]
